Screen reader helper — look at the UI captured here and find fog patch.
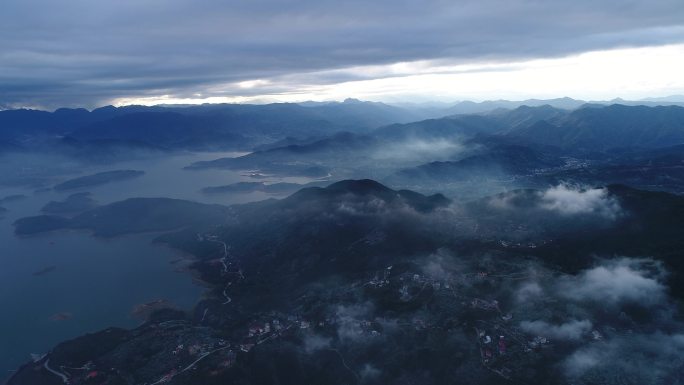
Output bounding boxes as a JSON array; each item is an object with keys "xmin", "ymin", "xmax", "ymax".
[
  {"xmin": 540, "ymin": 184, "xmax": 621, "ymax": 219},
  {"xmin": 515, "ymin": 281, "xmax": 544, "ymax": 303},
  {"xmin": 372, "ymin": 138, "xmax": 466, "ymax": 163},
  {"xmin": 336, "ymin": 198, "xmax": 388, "ymax": 216},
  {"xmin": 359, "ymin": 364, "xmax": 381, "ymax": 381},
  {"xmin": 520, "ymin": 258, "xmax": 684, "ymax": 383},
  {"xmin": 563, "ymin": 347, "xmax": 603, "ymax": 377},
  {"xmin": 557, "ymin": 258, "xmax": 666, "ymax": 305},
  {"xmin": 302, "ymin": 333, "xmax": 332, "ymax": 354},
  {"xmin": 375, "ymin": 317, "xmax": 400, "ymax": 334},
  {"xmin": 420, "ymin": 249, "xmax": 461, "ymax": 281},
  {"xmin": 0, "ymin": 152, "xmax": 83, "ymax": 188},
  {"xmin": 334, "ymin": 302, "xmax": 374, "ymax": 343},
  {"xmin": 520, "ymin": 319, "xmax": 593, "ymax": 340},
  {"xmin": 485, "ymin": 189, "xmax": 532, "ymax": 210},
  {"xmin": 563, "ymin": 333, "xmax": 684, "ymax": 382}
]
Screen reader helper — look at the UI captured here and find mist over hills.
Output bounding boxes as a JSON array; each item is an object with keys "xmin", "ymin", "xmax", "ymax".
[
  {"xmin": 0, "ymin": 100, "xmax": 429, "ymax": 154},
  {"xmin": 4, "ymin": 98, "xmax": 684, "ymax": 385},
  {"xmin": 5, "ymin": 100, "xmax": 684, "ymax": 196},
  {"xmin": 177, "ymin": 102, "xmax": 684, "ymax": 197},
  {"xmin": 3, "ymin": 97, "xmax": 684, "ymax": 156},
  {"xmin": 507, "ymin": 104, "xmax": 684, "ymax": 150},
  {"xmin": 4, "ymin": 0, "xmax": 684, "ymax": 381},
  {"xmin": 9, "ymin": 179, "xmax": 684, "ymax": 385}
]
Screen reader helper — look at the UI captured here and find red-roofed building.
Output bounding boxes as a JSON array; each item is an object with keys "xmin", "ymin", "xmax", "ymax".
[{"xmin": 85, "ymin": 371, "xmax": 99, "ymax": 379}]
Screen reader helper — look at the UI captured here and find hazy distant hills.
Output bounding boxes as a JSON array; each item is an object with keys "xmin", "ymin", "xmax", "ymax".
[
  {"xmin": 4, "ymin": 98, "xmax": 684, "ymax": 157},
  {"xmin": 297, "ymin": 98, "xmax": 426, "ymax": 127},
  {"xmin": 507, "ymin": 104, "xmax": 684, "ymax": 150},
  {"xmin": 440, "ymin": 96, "xmax": 684, "ymax": 115},
  {"xmin": 8, "ymin": 97, "xmax": 684, "ymax": 385},
  {"xmin": 445, "ymin": 97, "xmax": 586, "ymax": 114},
  {"xmin": 395, "ymin": 142, "xmax": 564, "ymax": 182},
  {"xmin": 181, "ymin": 103, "xmax": 684, "ymax": 196},
  {"xmin": 0, "ymin": 100, "xmax": 428, "ymax": 153},
  {"xmin": 15, "ymin": 197, "xmax": 230, "ymax": 237},
  {"xmin": 487, "ymin": 104, "xmax": 567, "ymax": 131},
  {"xmin": 374, "ymin": 114, "xmax": 504, "ymax": 140},
  {"xmin": 53, "ymin": 170, "xmax": 145, "ymax": 190},
  {"xmin": 11, "ymin": 178, "xmax": 684, "ymax": 287},
  {"xmin": 4, "ymin": 101, "xmax": 684, "ymax": 195},
  {"xmin": 190, "ymin": 114, "xmax": 500, "ymax": 164}
]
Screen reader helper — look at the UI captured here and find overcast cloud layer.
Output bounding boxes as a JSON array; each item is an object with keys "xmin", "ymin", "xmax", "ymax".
[{"xmin": 2, "ymin": 0, "xmax": 684, "ymax": 108}]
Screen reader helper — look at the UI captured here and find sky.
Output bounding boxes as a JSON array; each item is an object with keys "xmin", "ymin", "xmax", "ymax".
[{"xmin": 1, "ymin": 0, "xmax": 684, "ymax": 109}]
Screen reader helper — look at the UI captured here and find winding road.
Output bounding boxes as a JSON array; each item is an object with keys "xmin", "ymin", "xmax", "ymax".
[
  {"xmin": 207, "ymin": 237, "xmax": 244, "ymax": 305},
  {"xmin": 149, "ymin": 346, "xmax": 231, "ymax": 385},
  {"xmin": 43, "ymin": 359, "xmax": 69, "ymax": 384}
]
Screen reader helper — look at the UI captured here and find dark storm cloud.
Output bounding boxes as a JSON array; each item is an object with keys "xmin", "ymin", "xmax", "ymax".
[{"xmin": 1, "ymin": 0, "xmax": 684, "ymax": 108}]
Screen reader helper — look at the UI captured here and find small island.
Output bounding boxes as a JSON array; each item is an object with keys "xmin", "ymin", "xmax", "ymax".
[
  {"xmin": 187, "ymin": 155, "xmax": 331, "ymax": 178},
  {"xmin": 14, "ymin": 197, "xmax": 231, "ymax": 237},
  {"xmin": 53, "ymin": 170, "xmax": 144, "ymax": 191},
  {"xmin": 42, "ymin": 192, "xmax": 98, "ymax": 215},
  {"xmin": 49, "ymin": 312, "xmax": 73, "ymax": 322},
  {"xmin": 202, "ymin": 181, "xmax": 307, "ymax": 195},
  {"xmin": 131, "ymin": 299, "xmax": 175, "ymax": 320},
  {"xmin": 33, "ymin": 265, "xmax": 57, "ymax": 276},
  {"xmin": 0, "ymin": 194, "xmax": 27, "ymax": 204}
]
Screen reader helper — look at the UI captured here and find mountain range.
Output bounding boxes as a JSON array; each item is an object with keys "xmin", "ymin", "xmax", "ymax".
[
  {"xmin": 9, "ymin": 179, "xmax": 684, "ymax": 385},
  {"xmin": 4, "ymin": 98, "xmax": 684, "ymax": 157}
]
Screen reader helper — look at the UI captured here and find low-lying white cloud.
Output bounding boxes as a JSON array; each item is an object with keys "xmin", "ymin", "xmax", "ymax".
[
  {"xmin": 520, "ymin": 319, "xmax": 593, "ymax": 340},
  {"xmin": 303, "ymin": 333, "xmax": 332, "ymax": 353},
  {"xmin": 372, "ymin": 138, "xmax": 465, "ymax": 163},
  {"xmin": 558, "ymin": 258, "xmax": 665, "ymax": 305},
  {"xmin": 563, "ymin": 347, "xmax": 604, "ymax": 377},
  {"xmin": 335, "ymin": 302, "xmax": 375, "ymax": 343},
  {"xmin": 515, "ymin": 281, "xmax": 544, "ymax": 303},
  {"xmin": 563, "ymin": 333, "xmax": 684, "ymax": 380},
  {"xmin": 360, "ymin": 364, "xmax": 381, "ymax": 380},
  {"xmin": 539, "ymin": 184, "xmax": 621, "ymax": 219}
]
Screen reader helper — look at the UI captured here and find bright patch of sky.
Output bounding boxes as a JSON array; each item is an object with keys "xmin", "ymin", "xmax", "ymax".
[{"xmin": 114, "ymin": 44, "xmax": 684, "ymax": 106}]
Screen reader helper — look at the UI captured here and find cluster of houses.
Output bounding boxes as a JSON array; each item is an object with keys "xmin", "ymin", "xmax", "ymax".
[
  {"xmin": 155, "ymin": 341, "xmax": 236, "ymax": 384},
  {"xmin": 498, "ymin": 240, "xmax": 547, "ymax": 249},
  {"xmin": 526, "ymin": 336, "xmax": 550, "ymax": 351},
  {"xmin": 470, "ymin": 298, "xmax": 501, "ymax": 312},
  {"xmin": 172, "ymin": 338, "xmax": 229, "ymax": 357},
  {"xmin": 477, "ymin": 329, "xmax": 508, "ymax": 364},
  {"xmin": 367, "ymin": 266, "xmax": 393, "ymax": 287},
  {"xmin": 239, "ymin": 314, "xmax": 320, "ymax": 352}
]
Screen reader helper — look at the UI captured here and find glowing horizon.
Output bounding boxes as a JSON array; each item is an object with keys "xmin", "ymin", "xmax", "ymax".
[{"xmin": 110, "ymin": 44, "xmax": 684, "ymax": 108}]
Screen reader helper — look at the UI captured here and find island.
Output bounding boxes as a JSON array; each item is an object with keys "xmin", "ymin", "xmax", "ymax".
[
  {"xmin": 33, "ymin": 265, "xmax": 57, "ymax": 276},
  {"xmin": 49, "ymin": 312, "xmax": 73, "ymax": 322},
  {"xmin": 201, "ymin": 181, "xmax": 322, "ymax": 195},
  {"xmin": 53, "ymin": 170, "xmax": 144, "ymax": 191},
  {"xmin": 42, "ymin": 192, "xmax": 98, "ymax": 215},
  {"xmin": 0, "ymin": 194, "xmax": 27, "ymax": 204},
  {"xmin": 14, "ymin": 197, "xmax": 231, "ymax": 237},
  {"xmin": 9, "ymin": 181, "xmax": 684, "ymax": 385}
]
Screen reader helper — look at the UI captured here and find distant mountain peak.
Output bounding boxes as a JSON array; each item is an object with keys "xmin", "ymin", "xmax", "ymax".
[
  {"xmin": 343, "ymin": 98, "xmax": 364, "ymax": 104},
  {"xmin": 326, "ymin": 179, "xmax": 393, "ymax": 195},
  {"xmin": 285, "ymin": 179, "xmax": 450, "ymax": 213}
]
